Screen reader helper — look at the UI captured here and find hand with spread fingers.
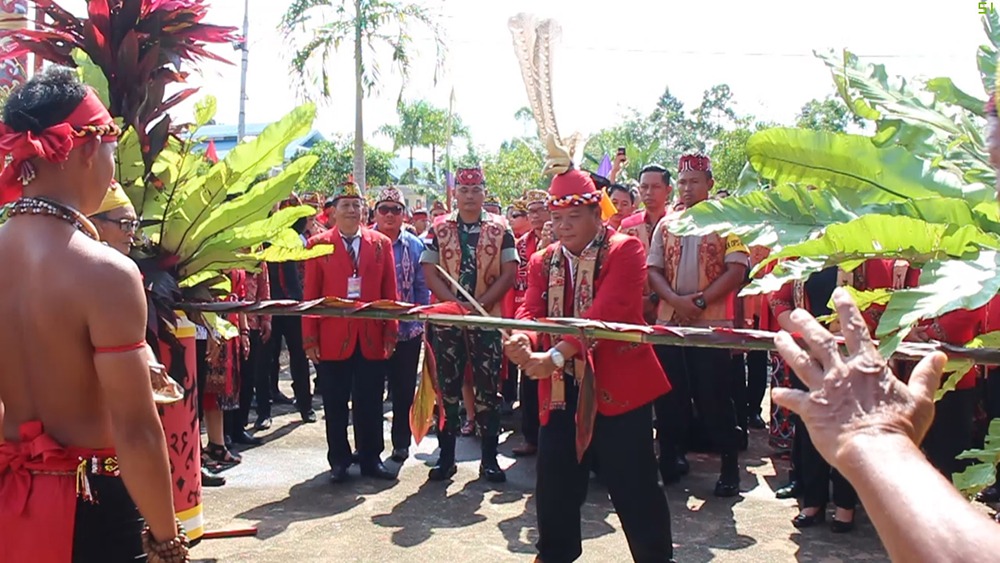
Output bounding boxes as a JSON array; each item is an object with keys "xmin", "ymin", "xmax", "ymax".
[{"xmin": 770, "ymin": 286, "xmax": 945, "ymax": 468}]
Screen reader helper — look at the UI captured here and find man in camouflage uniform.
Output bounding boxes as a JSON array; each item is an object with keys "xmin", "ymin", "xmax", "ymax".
[{"xmin": 421, "ymin": 167, "xmax": 518, "ymax": 483}]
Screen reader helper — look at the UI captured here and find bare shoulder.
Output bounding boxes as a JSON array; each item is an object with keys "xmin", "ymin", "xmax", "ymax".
[{"xmin": 72, "ymin": 241, "xmax": 145, "ymax": 311}]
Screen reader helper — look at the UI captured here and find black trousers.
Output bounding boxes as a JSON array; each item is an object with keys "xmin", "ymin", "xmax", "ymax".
[
  {"xmin": 236, "ymin": 329, "xmax": 270, "ymax": 427},
  {"xmin": 923, "ymin": 387, "xmax": 976, "ymax": 478},
  {"xmin": 800, "ymin": 418, "xmax": 856, "ymax": 509},
  {"xmin": 318, "ymin": 346, "xmax": 386, "ymax": 468},
  {"xmin": 654, "ymin": 345, "xmax": 740, "ymax": 460},
  {"xmin": 268, "ymin": 315, "xmax": 313, "ymax": 413},
  {"xmin": 386, "ymin": 337, "xmax": 422, "ymax": 451},
  {"xmin": 537, "ymin": 391, "xmax": 672, "ymax": 563},
  {"xmin": 502, "ymin": 359, "xmax": 519, "ymax": 404},
  {"xmin": 746, "ymin": 350, "xmax": 769, "ymax": 418},
  {"xmin": 521, "ymin": 371, "xmax": 540, "ymax": 447},
  {"xmin": 72, "ymin": 476, "xmax": 144, "ymax": 562},
  {"xmin": 730, "ymin": 352, "xmax": 749, "ymax": 433}
]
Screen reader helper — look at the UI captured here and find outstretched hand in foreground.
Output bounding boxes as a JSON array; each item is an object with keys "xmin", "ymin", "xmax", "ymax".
[
  {"xmin": 771, "ymin": 288, "xmax": 1000, "ymax": 563},
  {"xmin": 771, "ymin": 287, "xmax": 944, "ymax": 466}
]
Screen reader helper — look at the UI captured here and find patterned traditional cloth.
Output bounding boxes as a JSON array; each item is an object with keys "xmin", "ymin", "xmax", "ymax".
[
  {"xmin": 243, "ymin": 266, "xmax": 270, "ymax": 331},
  {"xmin": 383, "ymin": 228, "xmax": 429, "ymax": 341},
  {"xmin": 420, "ymin": 209, "xmax": 517, "ymax": 316},
  {"xmin": 767, "ymin": 353, "xmax": 794, "ymax": 450},
  {"xmin": 648, "ymin": 223, "xmax": 750, "ymax": 327}
]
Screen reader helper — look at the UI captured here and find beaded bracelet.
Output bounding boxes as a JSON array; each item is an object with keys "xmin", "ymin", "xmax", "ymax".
[{"xmin": 141, "ymin": 519, "xmax": 190, "ymax": 563}]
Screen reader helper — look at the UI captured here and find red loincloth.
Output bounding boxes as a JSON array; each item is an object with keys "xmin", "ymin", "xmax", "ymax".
[{"xmin": 0, "ymin": 421, "xmax": 118, "ymax": 563}]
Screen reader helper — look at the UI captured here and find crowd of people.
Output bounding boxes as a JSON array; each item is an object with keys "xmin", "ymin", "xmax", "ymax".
[{"xmin": 5, "ymin": 67, "xmax": 1000, "ymax": 563}]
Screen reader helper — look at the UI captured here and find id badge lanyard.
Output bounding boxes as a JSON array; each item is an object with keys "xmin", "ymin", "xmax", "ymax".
[{"xmin": 347, "ymin": 237, "xmax": 362, "ymax": 299}]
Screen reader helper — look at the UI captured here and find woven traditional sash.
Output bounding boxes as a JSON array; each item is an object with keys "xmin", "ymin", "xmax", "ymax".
[
  {"xmin": 544, "ymin": 228, "xmax": 608, "ymax": 460},
  {"xmin": 435, "ymin": 212, "xmax": 504, "ymax": 314}
]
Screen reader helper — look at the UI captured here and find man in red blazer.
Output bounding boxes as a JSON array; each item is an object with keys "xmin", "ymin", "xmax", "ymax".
[
  {"xmin": 504, "ymin": 152, "xmax": 674, "ymax": 563},
  {"xmin": 303, "ymin": 179, "xmax": 399, "ymax": 483}
]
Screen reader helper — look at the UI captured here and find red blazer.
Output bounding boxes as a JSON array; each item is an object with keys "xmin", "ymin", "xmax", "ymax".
[
  {"xmin": 517, "ymin": 228, "xmax": 671, "ymax": 422},
  {"xmin": 302, "ymin": 227, "xmax": 399, "ymax": 361}
]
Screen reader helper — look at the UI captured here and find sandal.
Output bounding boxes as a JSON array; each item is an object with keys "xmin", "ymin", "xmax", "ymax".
[
  {"xmin": 460, "ymin": 419, "xmax": 476, "ymax": 437},
  {"xmin": 205, "ymin": 442, "xmax": 242, "ymax": 466}
]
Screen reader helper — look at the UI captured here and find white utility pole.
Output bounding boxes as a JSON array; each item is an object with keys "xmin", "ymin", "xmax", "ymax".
[{"xmin": 237, "ymin": 0, "xmax": 249, "ymax": 141}]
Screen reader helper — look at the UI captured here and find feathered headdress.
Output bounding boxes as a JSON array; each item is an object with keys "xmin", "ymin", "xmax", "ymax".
[{"xmin": 508, "ymin": 13, "xmax": 585, "ymax": 164}]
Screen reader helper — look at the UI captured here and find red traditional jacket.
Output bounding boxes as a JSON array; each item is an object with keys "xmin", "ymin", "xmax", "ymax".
[
  {"xmin": 513, "ymin": 228, "xmax": 548, "ymax": 307},
  {"xmin": 906, "ymin": 268, "xmax": 985, "ymax": 390},
  {"xmin": 303, "ymin": 227, "xmax": 399, "ymax": 361},
  {"xmin": 768, "ymin": 259, "xmax": 907, "ymax": 334},
  {"xmin": 517, "ymin": 228, "xmax": 671, "ymax": 423}
]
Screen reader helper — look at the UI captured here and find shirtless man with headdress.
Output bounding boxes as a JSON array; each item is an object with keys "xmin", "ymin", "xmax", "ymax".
[{"xmin": 0, "ymin": 68, "xmax": 184, "ymax": 561}]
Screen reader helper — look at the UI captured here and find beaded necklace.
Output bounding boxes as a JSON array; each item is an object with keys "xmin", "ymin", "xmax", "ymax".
[{"xmin": 4, "ymin": 196, "xmax": 101, "ymax": 241}]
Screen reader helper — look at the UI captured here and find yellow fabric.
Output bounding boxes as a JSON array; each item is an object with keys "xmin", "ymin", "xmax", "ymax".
[
  {"xmin": 724, "ymin": 233, "xmax": 748, "ymax": 256},
  {"xmin": 598, "ymin": 191, "xmax": 617, "ymax": 222},
  {"xmin": 92, "ymin": 183, "xmax": 133, "ymax": 216}
]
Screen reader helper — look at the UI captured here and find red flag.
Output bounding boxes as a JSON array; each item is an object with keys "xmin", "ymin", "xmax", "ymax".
[{"xmin": 206, "ymin": 139, "xmax": 219, "ymax": 164}]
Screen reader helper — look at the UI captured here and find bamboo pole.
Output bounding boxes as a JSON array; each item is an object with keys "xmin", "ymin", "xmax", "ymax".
[{"xmin": 179, "ymin": 299, "xmax": 1000, "ymax": 366}]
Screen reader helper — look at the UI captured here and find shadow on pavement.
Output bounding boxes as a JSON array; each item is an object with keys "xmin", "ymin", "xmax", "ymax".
[
  {"xmin": 370, "ymin": 479, "xmax": 490, "ymax": 547},
  {"xmin": 235, "ymin": 471, "xmax": 397, "ymax": 540}
]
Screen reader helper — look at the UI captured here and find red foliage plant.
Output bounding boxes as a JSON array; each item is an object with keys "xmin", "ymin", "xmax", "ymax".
[{"xmin": 0, "ymin": 0, "xmax": 239, "ymax": 174}]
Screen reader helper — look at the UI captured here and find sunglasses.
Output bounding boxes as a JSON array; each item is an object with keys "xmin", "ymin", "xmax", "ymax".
[{"xmin": 377, "ymin": 205, "xmax": 403, "ymax": 216}]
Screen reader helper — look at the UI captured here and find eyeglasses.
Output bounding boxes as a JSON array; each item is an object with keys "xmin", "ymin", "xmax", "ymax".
[
  {"xmin": 377, "ymin": 206, "xmax": 403, "ymax": 216},
  {"xmin": 96, "ymin": 215, "xmax": 140, "ymax": 234},
  {"xmin": 511, "ymin": 212, "xmax": 527, "ymax": 219}
]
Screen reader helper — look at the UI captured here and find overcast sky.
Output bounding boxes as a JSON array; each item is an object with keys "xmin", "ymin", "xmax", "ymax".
[{"xmin": 176, "ymin": 0, "xmax": 985, "ymax": 160}]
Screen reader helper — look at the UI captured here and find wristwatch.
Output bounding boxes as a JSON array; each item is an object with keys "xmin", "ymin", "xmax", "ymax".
[
  {"xmin": 693, "ymin": 296, "xmax": 707, "ymax": 310},
  {"xmin": 549, "ymin": 348, "xmax": 566, "ymax": 369},
  {"xmin": 649, "ymin": 293, "xmax": 660, "ymax": 305}
]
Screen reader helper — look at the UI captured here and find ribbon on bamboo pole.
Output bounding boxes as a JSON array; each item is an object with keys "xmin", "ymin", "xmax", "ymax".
[{"xmin": 178, "ymin": 299, "xmax": 1000, "ymax": 366}]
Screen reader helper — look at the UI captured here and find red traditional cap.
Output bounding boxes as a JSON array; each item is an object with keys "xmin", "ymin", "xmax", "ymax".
[
  {"xmin": 0, "ymin": 88, "xmax": 120, "ymax": 205},
  {"xmin": 547, "ymin": 169, "xmax": 603, "ymax": 209},
  {"xmin": 431, "ymin": 200, "xmax": 447, "ymax": 212},
  {"xmin": 678, "ymin": 153, "xmax": 711, "ymax": 173},
  {"xmin": 455, "ymin": 167, "xmax": 485, "ymax": 187},
  {"xmin": 376, "ymin": 186, "xmax": 405, "ymax": 207},
  {"xmin": 411, "ymin": 207, "xmax": 428, "ymax": 217}
]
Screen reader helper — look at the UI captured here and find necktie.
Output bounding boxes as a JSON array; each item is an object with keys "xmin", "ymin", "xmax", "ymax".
[{"xmin": 344, "ymin": 236, "xmax": 359, "ymax": 273}]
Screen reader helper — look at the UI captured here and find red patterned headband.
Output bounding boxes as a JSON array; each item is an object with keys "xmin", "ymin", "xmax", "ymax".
[
  {"xmin": 456, "ymin": 167, "xmax": 485, "ymax": 187},
  {"xmin": 0, "ymin": 88, "xmax": 118, "ymax": 205},
  {"xmin": 547, "ymin": 191, "xmax": 604, "ymax": 209},
  {"xmin": 678, "ymin": 154, "xmax": 711, "ymax": 173}
]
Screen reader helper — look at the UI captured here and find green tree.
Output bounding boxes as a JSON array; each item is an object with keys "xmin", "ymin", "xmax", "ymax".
[
  {"xmin": 378, "ymin": 99, "xmax": 431, "ymax": 179},
  {"xmin": 482, "ymin": 139, "xmax": 547, "ymax": 203},
  {"xmin": 796, "ymin": 95, "xmax": 864, "ymax": 132},
  {"xmin": 294, "ymin": 138, "xmax": 396, "ymax": 195},
  {"xmin": 280, "ymin": 0, "xmax": 445, "ymax": 193}
]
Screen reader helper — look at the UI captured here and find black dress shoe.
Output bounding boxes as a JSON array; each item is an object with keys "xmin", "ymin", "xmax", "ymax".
[
  {"xmin": 230, "ymin": 430, "xmax": 262, "ymax": 446},
  {"xmin": 201, "ymin": 467, "xmax": 226, "ymax": 487},
  {"xmin": 676, "ymin": 456, "xmax": 690, "ymax": 476},
  {"xmin": 360, "ymin": 460, "xmax": 397, "ymax": 481},
  {"xmin": 224, "ymin": 434, "xmax": 233, "ymax": 448},
  {"xmin": 428, "ymin": 463, "xmax": 457, "ymax": 481},
  {"xmin": 254, "ymin": 417, "xmax": 272, "ymax": 431},
  {"xmin": 979, "ymin": 485, "xmax": 1000, "ymax": 503},
  {"xmin": 272, "ymin": 392, "xmax": 295, "ymax": 405},
  {"xmin": 300, "ymin": 410, "xmax": 318, "ymax": 423},
  {"xmin": 329, "ymin": 464, "xmax": 350, "ymax": 483},
  {"xmin": 830, "ymin": 518, "xmax": 855, "ymax": 534},
  {"xmin": 748, "ymin": 414, "xmax": 767, "ymax": 430},
  {"xmin": 714, "ymin": 479, "xmax": 740, "ymax": 497},
  {"xmin": 792, "ymin": 509, "xmax": 826, "ymax": 528},
  {"xmin": 390, "ymin": 448, "xmax": 409, "ymax": 463},
  {"xmin": 775, "ymin": 480, "xmax": 800, "ymax": 499}
]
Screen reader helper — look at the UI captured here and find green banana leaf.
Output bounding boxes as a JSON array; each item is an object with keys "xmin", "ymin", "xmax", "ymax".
[
  {"xmin": 936, "ymin": 332, "xmax": 1000, "ymax": 401},
  {"xmin": 759, "ymin": 214, "xmax": 1000, "ymax": 275},
  {"xmin": 672, "ymin": 184, "xmax": 1000, "ymax": 252},
  {"xmin": 179, "ymin": 156, "xmax": 318, "ymax": 263},
  {"xmin": 924, "ymin": 77, "xmax": 987, "ymax": 118},
  {"xmin": 814, "ymin": 287, "xmax": 892, "ymax": 325},
  {"xmin": 72, "ymin": 48, "xmax": 110, "ymax": 109},
  {"xmin": 978, "ymin": 10, "xmax": 1000, "ymax": 95},
  {"xmin": 159, "ymin": 104, "xmax": 316, "ymax": 256},
  {"xmin": 746, "ymin": 128, "xmax": 991, "ymax": 204},
  {"xmin": 874, "ymin": 252, "xmax": 1000, "ymax": 357},
  {"xmin": 954, "ymin": 418, "xmax": 1000, "ymax": 498},
  {"xmin": 182, "ymin": 241, "xmax": 333, "ymax": 278}
]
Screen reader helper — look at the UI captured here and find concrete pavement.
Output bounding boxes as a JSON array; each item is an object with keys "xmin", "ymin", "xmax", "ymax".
[{"xmin": 190, "ymin": 381, "xmax": 889, "ymax": 562}]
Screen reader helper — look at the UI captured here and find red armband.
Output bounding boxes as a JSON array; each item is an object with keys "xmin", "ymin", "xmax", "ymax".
[{"xmin": 94, "ymin": 340, "xmax": 147, "ymax": 355}]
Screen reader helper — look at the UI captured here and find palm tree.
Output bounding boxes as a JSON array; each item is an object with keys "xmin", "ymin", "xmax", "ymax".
[
  {"xmin": 378, "ymin": 99, "xmax": 432, "ymax": 181},
  {"xmin": 280, "ymin": 0, "xmax": 445, "ymax": 192},
  {"xmin": 422, "ymin": 105, "xmax": 468, "ymax": 184}
]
